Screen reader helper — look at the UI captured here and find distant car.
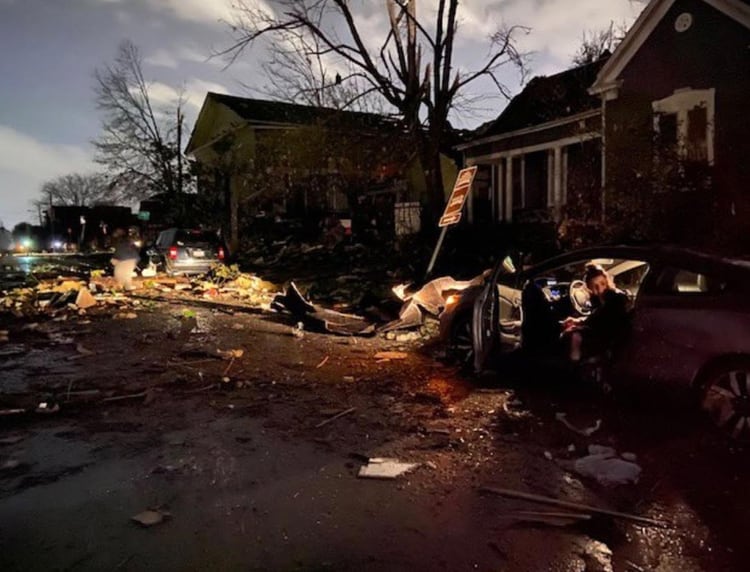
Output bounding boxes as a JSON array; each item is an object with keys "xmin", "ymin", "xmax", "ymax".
[
  {"xmin": 146, "ymin": 228, "xmax": 226, "ymax": 276},
  {"xmin": 440, "ymin": 245, "xmax": 750, "ymax": 440}
]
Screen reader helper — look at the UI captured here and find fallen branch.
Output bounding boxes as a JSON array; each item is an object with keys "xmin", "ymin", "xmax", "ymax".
[
  {"xmin": 513, "ymin": 510, "xmax": 591, "ymax": 520},
  {"xmin": 181, "ymin": 383, "xmax": 216, "ymax": 395},
  {"xmin": 0, "ymin": 408, "xmax": 26, "ymax": 416},
  {"xmin": 479, "ymin": 486, "xmax": 667, "ymax": 527},
  {"xmin": 315, "ymin": 407, "xmax": 356, "ymax": 428},
  {"xmin": 316, "ymin": 356, "xmax": 329, "ymax": 368},
  {"xmin": 101, "ymin": 391, "xmax": 149, "ymax": 404},
  {"xmin": 222, "ymin": 358, "xmax": 235, "ymax": 377}
]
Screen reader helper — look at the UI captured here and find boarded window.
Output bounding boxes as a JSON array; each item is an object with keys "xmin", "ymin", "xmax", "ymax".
[{"xmin": 687, "ymin": 106, "xmax": 708, "ymax": 162}]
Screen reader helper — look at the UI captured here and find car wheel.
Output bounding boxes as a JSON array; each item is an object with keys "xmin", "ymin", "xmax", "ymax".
[
  {"xmin": 448, "ymin": 313, "xmax": 474, "ymax": 368},
  {"xmin": 700, "ymin": 361, "xmax": 750, "ymax": 441}
]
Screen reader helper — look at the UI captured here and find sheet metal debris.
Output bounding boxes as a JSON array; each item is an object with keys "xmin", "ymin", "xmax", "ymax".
[
  {"xmin": 382, "ymin": 273, "xmax": 486, "ymax": 332},
  {"xmin": 272, "ymin": 282, "xmax": 375, "ymax": 336}
]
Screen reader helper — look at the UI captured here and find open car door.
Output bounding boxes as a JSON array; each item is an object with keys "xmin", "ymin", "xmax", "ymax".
[{"xmin": 472, "ymin": 256, "xmax": 516, "ymax": 372}]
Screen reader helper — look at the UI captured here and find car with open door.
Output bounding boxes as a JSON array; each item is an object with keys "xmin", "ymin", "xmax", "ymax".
[{"xmin": 441, "ymin": 245, "xmax": 750, "ymax": 441}]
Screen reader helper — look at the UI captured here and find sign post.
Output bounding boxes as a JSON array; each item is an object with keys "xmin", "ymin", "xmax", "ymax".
[{"xmin": 425, "ymin": 166, "xmax": 477, "ymax": 278}]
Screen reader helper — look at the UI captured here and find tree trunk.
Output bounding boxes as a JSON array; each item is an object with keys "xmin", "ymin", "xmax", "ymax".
[
  {"xmin": 229, "ymin": 177, "xmax": 239, "ymax": 255},
  {"xmin": 416, "ymin": 129, "xmax": 446, "ymax": 232}
]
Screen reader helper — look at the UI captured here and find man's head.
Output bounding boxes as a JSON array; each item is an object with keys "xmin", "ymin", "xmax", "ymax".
[{"xmin": 583, "ymin": 263, "xmax": 613, "ymax": 300}]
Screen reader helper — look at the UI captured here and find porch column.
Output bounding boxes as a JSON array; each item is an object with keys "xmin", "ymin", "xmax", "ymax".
[
  {"xmin": 553, "ymin": 146, "xmax": 563, "ymax": 221},
  {"xmin": 547, "ymin": 150, "xmax": 554, "ymax": 207},
  {"xmin": 467, "ymin": 171, "xmax": 474, "ymax": 224},
  {"xmin": 495, "ymin": 161, "xmax": 504, "ymax": 221},
  {"xmin": 504, "ymin": 156, "xmax": 513, "ymax": 222}
]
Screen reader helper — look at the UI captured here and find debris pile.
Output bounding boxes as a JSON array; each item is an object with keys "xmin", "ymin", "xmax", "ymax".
[
  {"xmin": 139, "ymin": 264, "xmax": 277, "ymax": 309},
  {"xmin": 1, "ymin": 275, "xmax": 139, "ymax": 320}
]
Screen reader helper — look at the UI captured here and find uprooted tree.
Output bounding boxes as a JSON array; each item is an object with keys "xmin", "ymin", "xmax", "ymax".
[
  {"xmin": 93, "ymin": 40, "xmax": 190, "ymax": 203},
  {"xmin": 221, "ymin": 0, "xmax": 527, "ymax": 224}
]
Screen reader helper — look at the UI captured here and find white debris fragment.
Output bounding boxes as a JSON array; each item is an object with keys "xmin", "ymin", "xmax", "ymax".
[
  {"xmin": 574, "ymin": 446, "xmax": 642, "ymax": 486},
  {"xmin": 555, "ymin": 412, "xmax": 602, "ymax": 437},
  {"xmin": 357, "ymin": 458, "xmax": 419, "ymax": 479}
]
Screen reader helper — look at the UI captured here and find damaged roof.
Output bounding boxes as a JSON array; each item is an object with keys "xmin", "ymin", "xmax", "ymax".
[
  {"xmin": 478, "ymin": 55, "xmax": 609, "ymax": 138},
  {"xmin": 205, "ymin": 92, "xmax": 397, "ymax": 129}
]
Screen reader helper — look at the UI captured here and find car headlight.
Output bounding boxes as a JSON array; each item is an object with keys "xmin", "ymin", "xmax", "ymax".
[{"xmin": 445, "ymin": 294, "xmax": 460, "ymax": 308}]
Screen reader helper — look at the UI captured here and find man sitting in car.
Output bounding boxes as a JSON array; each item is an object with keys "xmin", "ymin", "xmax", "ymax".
[{"xmin": 562, "ymin": 263, "xmax": 631, "ymax": 363}]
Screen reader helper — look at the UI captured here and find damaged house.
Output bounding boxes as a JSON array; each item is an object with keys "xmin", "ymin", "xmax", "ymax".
[
  {"xmin": 185, "ymin": 93, "xmax": 458, "ymax": 250},
  {"xmin": 460, "ymin": 0, "xmax": 750, "ymax": 251}
]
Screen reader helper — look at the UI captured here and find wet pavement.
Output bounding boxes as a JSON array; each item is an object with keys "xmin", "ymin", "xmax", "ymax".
[{"xmin": 1, "ymin": 302, "xmax": 748, "ymax": 571}]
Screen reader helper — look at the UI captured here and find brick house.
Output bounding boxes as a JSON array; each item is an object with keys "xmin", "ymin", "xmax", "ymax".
[{"xmin": 460, "ymin": 0, "xmax": 750, "ymax": 250}]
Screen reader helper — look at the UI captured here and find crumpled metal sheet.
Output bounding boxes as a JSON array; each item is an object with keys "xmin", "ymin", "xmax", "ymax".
[
  {"xmin": 381, "ymin": 273, "xmax": 486, "ymax": 332},
  {"xmin": 272, "ymin": 282, "xmax": 375, "ymax": 336}
]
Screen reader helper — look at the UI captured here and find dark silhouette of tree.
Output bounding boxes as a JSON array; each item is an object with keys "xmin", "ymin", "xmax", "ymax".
[{"xmin": 93, "ymin": 40, "xmax": 189, "ymax": 201}]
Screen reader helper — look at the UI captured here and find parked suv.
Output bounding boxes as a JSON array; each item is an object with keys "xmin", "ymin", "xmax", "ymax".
[{"xmin": 146, "ymin": 228, "xmax": 225, "ymax": 275}]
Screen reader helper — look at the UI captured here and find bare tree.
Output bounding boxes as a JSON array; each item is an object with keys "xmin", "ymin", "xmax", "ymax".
[
  {"xmin": 249, "ymin": 4, "xmax": 385, "ymax": 113},
  {"xmin": 572, "ymin": 22, "xmax": 627, "ymax": 66},
  {"xmin": 94, "ymin": 40, "xmax": 188, "ymax": 200},
  {"xmin": 221, "ymin": 0, "xmax": 527, "ymax": 221},
  {"xmin": 37, "ymin": 173, "xmax": 113, "ymax": 207}
]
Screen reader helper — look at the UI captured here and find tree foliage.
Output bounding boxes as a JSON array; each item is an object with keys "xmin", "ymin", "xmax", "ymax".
[{"xmin": 93, "ymin": 40, "xmax": 188, "ymax": 200}]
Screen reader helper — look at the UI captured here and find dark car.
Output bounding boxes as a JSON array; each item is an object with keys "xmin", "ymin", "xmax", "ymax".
[
  {"xmin": 146, "ymin": 228, "xmax": 226, "ymax": 275},
  {"xmin": 440, "ymin": 245, "xmax": 750, "ymax": 440}
]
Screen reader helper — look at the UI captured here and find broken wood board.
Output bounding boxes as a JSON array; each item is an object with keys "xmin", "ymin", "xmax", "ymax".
[{"xmin": 479, "ymin": 486, "xmax": 667, "ymax": 528}]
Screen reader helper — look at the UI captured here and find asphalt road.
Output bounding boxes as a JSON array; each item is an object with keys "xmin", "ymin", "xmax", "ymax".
[{"xmin": 1, "ymin": 302, "xmax": 748, "ymax": 571}]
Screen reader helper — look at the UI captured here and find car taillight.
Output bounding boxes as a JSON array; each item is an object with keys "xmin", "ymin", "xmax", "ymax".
[
  {"xmin": 168, "ymin": 246, "xmax": 178, "ymax": 260},
  {"xmin": 218, "ymin": 247, "xmax": 225, "ymax": 260}
]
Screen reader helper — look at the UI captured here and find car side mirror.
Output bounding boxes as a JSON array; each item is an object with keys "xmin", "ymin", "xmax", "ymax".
[{"xmin": 502, "ymin": 256, "xmax": 517, "ymax": 274}]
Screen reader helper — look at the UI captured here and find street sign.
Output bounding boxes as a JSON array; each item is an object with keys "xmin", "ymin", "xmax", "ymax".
[{"xmin": 438, "ymin": 166, "xmax": 477, "ymax": 227}]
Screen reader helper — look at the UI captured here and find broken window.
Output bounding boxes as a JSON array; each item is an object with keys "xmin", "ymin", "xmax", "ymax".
[{"xmin": 652, "ymin": 88, "xmax": 715, "ymax": 169}]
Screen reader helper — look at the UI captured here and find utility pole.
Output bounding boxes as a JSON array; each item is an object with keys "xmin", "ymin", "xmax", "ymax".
[{"xmin": 177, "ymin": 107, "xmax": 183, "ymax": 195}]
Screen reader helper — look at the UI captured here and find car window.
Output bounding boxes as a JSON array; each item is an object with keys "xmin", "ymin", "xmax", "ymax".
[
  {"xmin": 653, "ymin": 266, "xmax": 727, "ymax": 295},
  {"xmin": 175, "ymin": 230, "xmax": 219, "ymax": 244},
  {"xmin": 156, "ymin": 231, "xmax": 167, "ymax": 248}
]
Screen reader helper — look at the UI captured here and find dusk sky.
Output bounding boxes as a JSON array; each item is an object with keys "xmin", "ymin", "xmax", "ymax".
[{"xmin": 0, "ymin": 0, "xmax": 645, "ymax": 228}]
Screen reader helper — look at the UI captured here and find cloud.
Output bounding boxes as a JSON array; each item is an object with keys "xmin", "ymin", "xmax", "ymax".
[
  {"xmin": 0, "ymin": 126, "xmax": 95, "ymax": 180},
  {"xmin": 145, "ymin": 79, "xmax": 231, "ymax": 115},
  {"xmin": 145, "ymin": 49, "xmax": 179, "ymax": 69},
  {"xmin": 96, "ymin": 0, "xmax": 275, "ymax": 25},
  {"xmin": 457, "ymin": 0, "xmax": 645, "ymax": 70},
  {"xmin": 0, "ymin": 125, "xmax": 96, "ymax": 226}
]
